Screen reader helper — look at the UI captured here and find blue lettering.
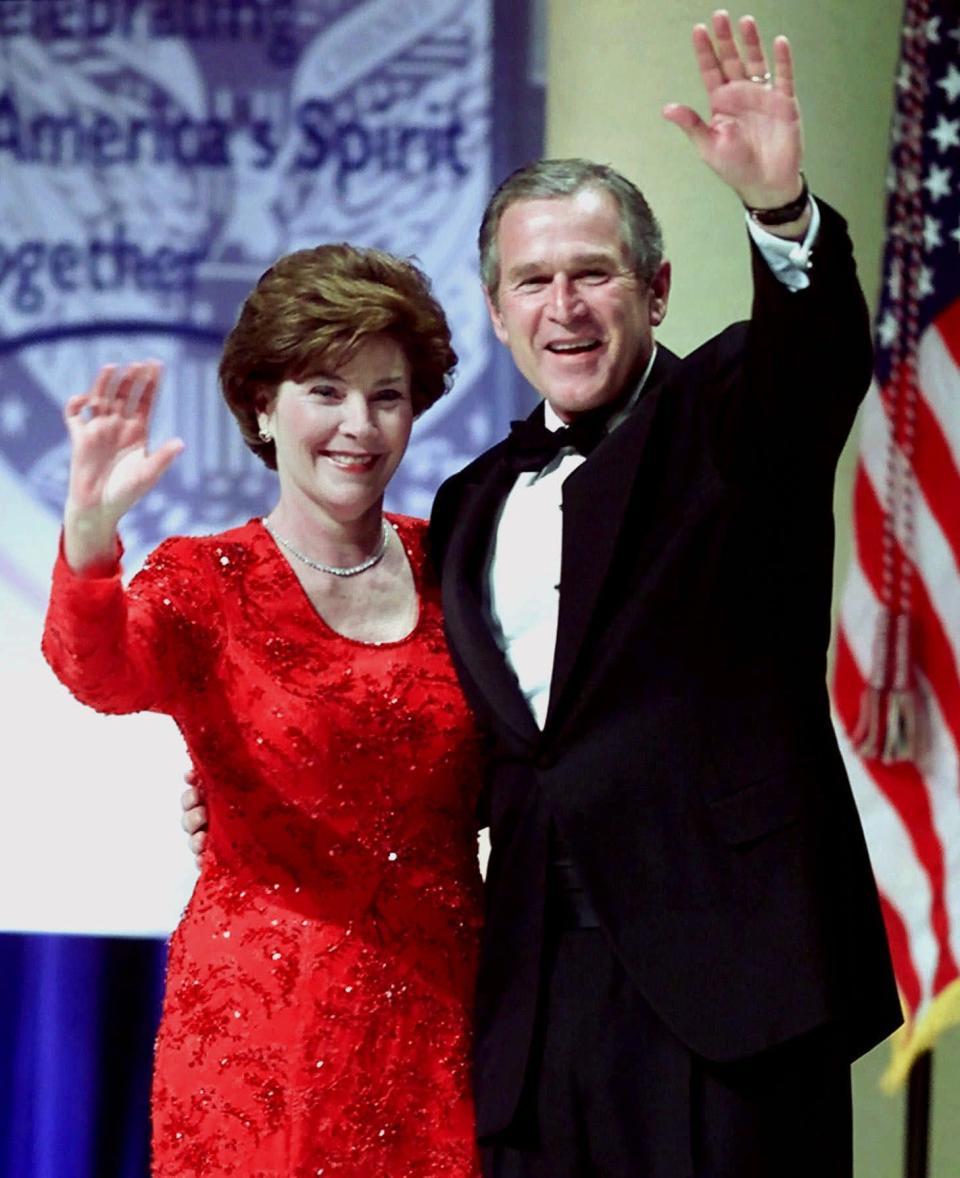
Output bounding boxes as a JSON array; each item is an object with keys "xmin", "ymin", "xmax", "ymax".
[
  {"xmin": 31, "ymin": 112, "xmax": 85, "ymax": 164},
  {"xmin": 127, "ymin": 118, "xmax": 156, "ymax": 164},
  {"xmin": 90, "ymin": 114, "xmax": 124, "ymax": 166},
  {"xmin": 0, "ymin": 0, "xmax": 307, "ymax": 70},
  {"xmin": 250, "ymin": 120, "xmax": 277, "ymax": 170},
  {"xmin": 395, "ymin": 127, "xmax": 421, "ymax": 170},
  {"xmin": 169, "ymin": 116, "xmax": 230, "ymax": 167},
  {"xmin": 89, "ymin": 228, "xmax": 126, "ymax": 291},
  {"xmin": 49, "ymin": 242, "xmax": 81, "ymax": 291},
  {"xmin": 443, "ymin": 117, "xmax": 468, "ymax": 176},
  {"xmin": 334, "ymin": 122, "xmax": 371, "ymax": 191},
  {"xmin": 266, "ymin": 0, "xmax": 297, "ymax": 67},
  {"xmin": 295, "ymin": 101, "xmax": 332, "ymax": 170},
  {"xmin": 0, "ymin": 91, "xmax": 242, "ymax": 167},
  {"xmin": 0, "ymin": 93, "xmax": 24, "ymax": 161},
  {"xmin": 0, "ymin": 231, "xmax": 206, "ymax": 313},
  {"xmin": 152, "ymin": 247, "xmax": 178, "ymax": 291},
  {"xmin": 292, "ymin": 104, "xmax": 474, "ymax": 186},
  {"xmin": 0, "ymin": 241, "xmax": 46, "ymax": 314}
]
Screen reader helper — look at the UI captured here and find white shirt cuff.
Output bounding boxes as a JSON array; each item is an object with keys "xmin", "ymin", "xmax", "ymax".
[{"xmin": 745, "ymin": 196, "xmax": 820, "ymax": 292}]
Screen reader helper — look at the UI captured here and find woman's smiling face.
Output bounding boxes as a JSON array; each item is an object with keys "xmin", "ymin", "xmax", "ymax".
[{"xmin": 259, "ymin": 333, "xmax": 413, "ymax": 524}]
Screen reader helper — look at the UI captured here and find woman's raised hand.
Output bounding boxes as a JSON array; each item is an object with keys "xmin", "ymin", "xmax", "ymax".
[{"xmin": 63, "ymin": 362, "xmax": 184, "ymax": 570}]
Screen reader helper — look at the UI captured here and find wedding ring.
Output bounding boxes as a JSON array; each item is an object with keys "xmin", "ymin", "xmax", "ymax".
[{"xmin": 748, "ymin": 71, "xmax": 773, "ymax": 84}]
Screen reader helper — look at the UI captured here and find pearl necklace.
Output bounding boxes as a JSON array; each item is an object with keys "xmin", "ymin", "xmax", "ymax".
[{"xmin": 263, "ymin": 517, "xmax": 391, "ymax": 577}]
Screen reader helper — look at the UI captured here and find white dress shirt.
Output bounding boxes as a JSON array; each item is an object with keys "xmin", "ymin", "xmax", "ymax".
[{"xmin": 483, "ymin": 206, "xmax": 820, "ymax": 728}]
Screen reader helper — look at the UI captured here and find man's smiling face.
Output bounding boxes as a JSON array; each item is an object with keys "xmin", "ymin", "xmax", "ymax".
[{"xmin": 485, "ymin": 187, "xmax": 670, "ymax": 422}]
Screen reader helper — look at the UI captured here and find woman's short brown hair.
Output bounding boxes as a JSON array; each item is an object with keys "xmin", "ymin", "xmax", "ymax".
[{"xmin": 219, "ymin": 244, "xmax": 457, "ymax": 469}]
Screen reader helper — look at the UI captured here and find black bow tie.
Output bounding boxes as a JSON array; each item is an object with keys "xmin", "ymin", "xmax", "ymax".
[{"xmin": 504, "ymin": 411, "xmax": 609, "ymax": 474}]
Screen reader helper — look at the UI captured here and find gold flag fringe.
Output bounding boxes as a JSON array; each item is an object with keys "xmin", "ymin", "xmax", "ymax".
[{"xmin": 880, "ymin": 977, "xmax": 960, "ymax": 1092}]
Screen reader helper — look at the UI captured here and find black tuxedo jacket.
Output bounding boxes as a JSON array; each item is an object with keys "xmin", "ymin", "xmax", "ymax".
[{"xmin": 430, "ymin": 202, "xmax": 902, "ymax": 1138}]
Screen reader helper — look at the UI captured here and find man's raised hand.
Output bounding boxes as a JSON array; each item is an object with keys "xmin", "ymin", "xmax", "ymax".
[
  {"xmin": 181, "ymin": 771, "xmax": 209, "ymax": 871},
  {"xmin": 662, "ymin": 10, "xmax": 804, "ymax": 211}
]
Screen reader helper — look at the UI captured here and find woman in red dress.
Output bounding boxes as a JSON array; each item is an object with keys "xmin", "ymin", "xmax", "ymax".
[{"xmin": 42, "ymin": 246, "xmax": 483, "ymax": 1178}]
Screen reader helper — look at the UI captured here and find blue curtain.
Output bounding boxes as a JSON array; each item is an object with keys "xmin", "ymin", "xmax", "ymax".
[{"xmin": 0, "ymin": 934, "xmax": 166, "ymax": 1178}]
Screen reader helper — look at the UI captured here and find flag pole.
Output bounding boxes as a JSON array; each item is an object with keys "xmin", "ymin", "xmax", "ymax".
[{"xmin": 904, "ymin": 1050, "xmax": 932, "ymax": 1178}]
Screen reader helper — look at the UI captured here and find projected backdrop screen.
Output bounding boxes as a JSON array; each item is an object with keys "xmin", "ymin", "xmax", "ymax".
[{"xmin": 1, "ymin": 0, "xmax": 543, "ymax": 936}]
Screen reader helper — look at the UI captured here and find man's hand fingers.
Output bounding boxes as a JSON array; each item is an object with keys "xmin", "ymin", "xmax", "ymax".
[
  {"xmin": 691, "ymin": 22, "xmax": 726, "ymax": 93},
  {"xmin": 772, "ymin": 35, "xmax": 795, "ymax": 99},
  {"xmin": 662, "ymin": 104, "xmax": 711, "ymax": 153},
  {"xmin": 738, "ymin": 15, "xmax": 769, "ymax": 81},
  {"xmin": 181, "ymin": 806, "xmax": 208, "ymax": 835},
  {"xmin": 181, "ymin": 782, "xmax": 209, "ymax": 835},
  {"xmin": 711, "ymin": 10, "xmax": 746, "ymax": 81},
  {"xmin": 662, "ymin": 103, "xmax": 702, "ymax": 131},
  {"xmin": 190, "ymin": 830, "xmax": 207, "ymax": 856}
]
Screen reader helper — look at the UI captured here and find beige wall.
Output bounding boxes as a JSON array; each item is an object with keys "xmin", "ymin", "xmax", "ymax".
[
  {"xmin": 546, "ymin": 0, "xmax": 903, "ymax": 583},
  {"xmin": 544, "ymin": 2, "xmax": 959, "ymax": 1175},
  {"xmin": 546, "ymin": 0, "xmax": 899, "ymax": 348}
]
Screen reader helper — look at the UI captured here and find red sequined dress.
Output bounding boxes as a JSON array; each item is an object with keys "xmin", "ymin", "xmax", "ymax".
[{"xmin": 42, "ymin": 515, "xmax": 484, "ymax": 1178}]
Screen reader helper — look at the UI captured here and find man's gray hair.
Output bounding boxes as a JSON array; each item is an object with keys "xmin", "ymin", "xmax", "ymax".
[{"xmin": 478, "ymin": 158, "xmax": 664, "ymax": 297}]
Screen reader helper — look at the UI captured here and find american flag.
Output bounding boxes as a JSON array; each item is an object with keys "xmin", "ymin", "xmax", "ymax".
[{"xmin": 832, "ymin": 0, "xmax": 960, "ymax": 1086}]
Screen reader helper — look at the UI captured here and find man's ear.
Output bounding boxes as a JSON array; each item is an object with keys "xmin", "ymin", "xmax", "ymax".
[
  {"xmin": 483, "ymin": 285, "xmax": 510, "ymax": 346},
  {"xmin": 648, "ymin": 260, "xmax": 671, "ymax": 327}
]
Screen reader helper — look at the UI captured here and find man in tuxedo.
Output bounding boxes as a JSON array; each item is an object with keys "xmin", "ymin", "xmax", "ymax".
[
  {"xmin": 427, "ymin": 10, "xmax": 900, "ymax": 1178},
  {"xmin": 185, "ymin": 11, "xmax": 900, "ymax": 1175}
]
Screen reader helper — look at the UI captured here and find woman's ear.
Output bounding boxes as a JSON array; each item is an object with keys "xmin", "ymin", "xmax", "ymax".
[{"xmin": 255, "ymin": 388, "xmax": 276, "ymax": 440}]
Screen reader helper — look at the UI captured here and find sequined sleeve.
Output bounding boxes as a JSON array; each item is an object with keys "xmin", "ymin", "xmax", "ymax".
[{"xmin": 42, "ymin": 534, "xmax": 221, "ymax": 717}]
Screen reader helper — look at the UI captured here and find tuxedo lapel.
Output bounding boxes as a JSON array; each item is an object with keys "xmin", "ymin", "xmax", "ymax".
[
  {"xmin": 441, "ymin": 462, "xmax": 541, "ymax": 747},
  {"xmin": 545, "ymin": 348, "xmax": 676, "ymax": 730}
]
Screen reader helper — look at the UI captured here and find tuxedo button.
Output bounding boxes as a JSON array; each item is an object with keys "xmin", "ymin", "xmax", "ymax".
[{"xmin": 534, "ymin": 751, "xmax": 556, "ymax": 769}]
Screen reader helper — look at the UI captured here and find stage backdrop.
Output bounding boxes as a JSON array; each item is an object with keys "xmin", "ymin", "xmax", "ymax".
[{"xmin": 0, "ymin": 0, "xmax": 544, "ymax": 936}]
